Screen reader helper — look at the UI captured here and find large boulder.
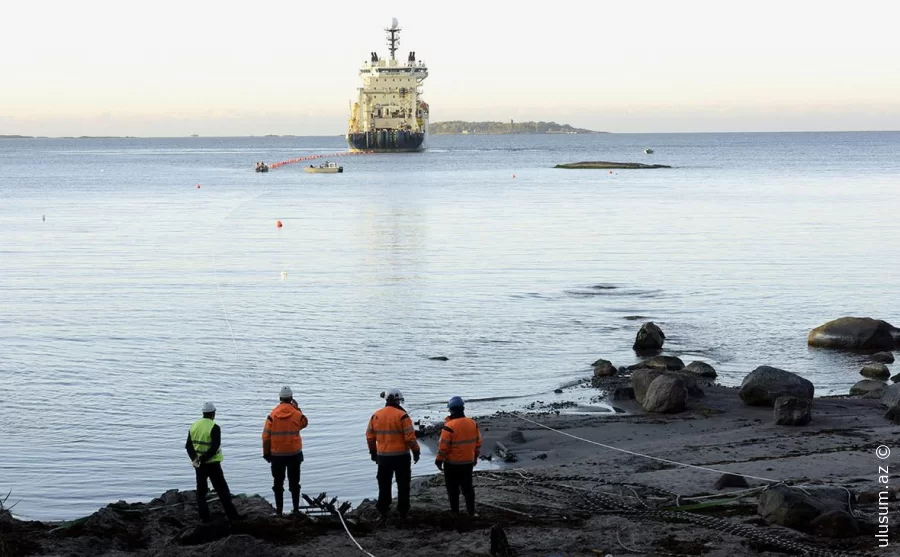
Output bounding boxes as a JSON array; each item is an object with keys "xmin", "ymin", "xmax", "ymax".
[
  {"xmin": 683, "ymin": 361, "xmax": 718, "ymax": 378},
  {"xmin": 633, "ymin": 322, "xmax": 665, "ymax": 352},
  {"xmin": 808, "ymin": 317, "xmax": 898, "ymax": 350},
  {"xmin": 758, "ymin": 485, "xmax": 853, "ymax": 532},
  {"xmin": 850, "ymin": 379, "xmax": 888, "ymax": 399},
  {"xmin": 739, "ymin": 366, "xmax": 814, "ymax": 406},
  {"xmin": 773, "ymin": 396, "xmax": 811, "ymax": 425},
  {"xmin": 871, "ymin": 351, "xmax": 895, "ymax": 364},
  {"xmin": 642, "ymin": 375, "xmax": 687, "ymax": 413},
  {"xmin": 631, "ymin": 368, "xmax": 665, "ymax": 404},
  {"xmin": 632, "ymin": 368, "xmax": 704, "ymax": 403},
  {"xmin": 861, "ymin": 363, "xmax": 891, "ymax": 380}
]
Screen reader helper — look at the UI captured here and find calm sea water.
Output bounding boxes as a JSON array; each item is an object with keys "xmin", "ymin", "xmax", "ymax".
[{"xmin": 1, "ymin": 132, "xmax": 899, "ymax": 520}]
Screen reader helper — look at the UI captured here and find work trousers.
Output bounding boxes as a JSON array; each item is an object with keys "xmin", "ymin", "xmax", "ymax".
[
  {"xmin": 376, "ymin": 454, "xmax": 412, "ymax": 516},
  {"xmin": 271, "ymin": 454, "xmax": 302, "ymax": 513},
  {"xmin": 443, "ymin": 462, "xmax": 475, "ymax": 516},
  {"xmin": 195, "ymin": 462, "xmax": 240, "ymax": 520}
]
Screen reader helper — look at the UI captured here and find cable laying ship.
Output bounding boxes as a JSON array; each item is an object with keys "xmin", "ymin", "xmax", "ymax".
[{"xmin": 347, "ymin": 18, "xmax": 429, "ymax": 152}]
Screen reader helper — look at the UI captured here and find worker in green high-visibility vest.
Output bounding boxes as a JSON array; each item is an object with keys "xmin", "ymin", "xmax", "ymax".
[{"xmin": 185, "ymin": 401, "xmax": 243, "ymax": 521}]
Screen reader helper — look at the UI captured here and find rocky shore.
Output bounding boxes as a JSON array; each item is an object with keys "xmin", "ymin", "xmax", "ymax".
[{"xmin": 3, "ymin": 318, "xmax": 899, "ymax": 556}]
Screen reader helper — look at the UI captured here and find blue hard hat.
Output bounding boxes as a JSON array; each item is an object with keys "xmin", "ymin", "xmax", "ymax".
[{"xmin": 447, "ymin": 396, "xmax": 465, "ymax": 409}]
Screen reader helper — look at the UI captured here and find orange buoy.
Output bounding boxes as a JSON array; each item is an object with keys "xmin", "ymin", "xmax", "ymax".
[
  {"xmin": 512, "ymin": 173, "xmax": 516, "ymax": 179},
  {"xmin": 276, "ymin": 220, "xmax": 283, "ymax": 228},
  {"xmin": 196, "ymin": 184, "xmax": 201, "ymax": 188}
]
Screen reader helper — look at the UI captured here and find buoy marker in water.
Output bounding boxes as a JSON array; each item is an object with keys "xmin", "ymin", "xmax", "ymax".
[
  {"xmin": 281, "ymin": 271, "xmax": 288, "ymax": 280},
  {"xmin": 196, "ymin": 184, "xmax": 201, "ymax": 188},
  {"xmin": 512, "ymin": 173, "xmax": 516, "ymax": 179},
  {"xmin": 276, "ymin": 220, "xmax": 283, "ymax": 228}
]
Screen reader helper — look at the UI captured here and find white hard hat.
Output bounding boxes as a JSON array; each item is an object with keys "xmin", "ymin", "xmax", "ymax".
[
  {"xmin": 280, "ymin": 386, "xmax": 293, "ymax": 398},
  {"xmin": 383, "ymin": 388, "xmax": 404, "ymax": 402},
  {"xmin": 202, "ymin": 401, "xmax": 216, "ymax": 413}
]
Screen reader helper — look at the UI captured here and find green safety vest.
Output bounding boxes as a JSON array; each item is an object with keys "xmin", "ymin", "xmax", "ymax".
[{"xmin": 189, "ymin": 418, "xmax": 223, "ymax": 463}]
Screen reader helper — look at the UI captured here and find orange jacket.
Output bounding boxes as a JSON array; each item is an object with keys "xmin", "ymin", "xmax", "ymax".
[
  {"xmin": 262, "ymin": 402, "xmax": 308, "ymax": 458},
  {"xmin": 436, "ymin": 415, "xmax": 482, "ymax": 465},
  {"xmin": 366, "ymin": 405, "xmax": 420, "ymax": 457}
]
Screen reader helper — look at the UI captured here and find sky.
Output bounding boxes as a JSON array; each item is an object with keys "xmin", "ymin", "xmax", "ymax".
[{"xmin": 2, "ymin": 0, "xmax": 899, "ymax": 136}]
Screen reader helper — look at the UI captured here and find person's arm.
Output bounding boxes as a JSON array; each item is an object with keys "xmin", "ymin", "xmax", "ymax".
[
  {"xmin": 262, "ymin": 416, "xmax": 273, "ymax": 458},
  {"xmin": 185, "ymin": 432, "xmax": 197, "ymax": 460},
  {"xmin": 298, "ymin": 410, "xmax": 309, "ymax": 431},
  {"xmin": 435, "ymin": 425, "xmax": 452, "ymax": 469},
  {"xmin": 401, "ymin": 413, "xmax": 420, "ymax": 461},
  {"xmin": 474, "ymin": 422, "xmax": 483, "ymax": 463},
  {"xmin": 366, "ymin": 415, "xmax": 378, "ymax": 459},
  {"xmin": 198, "ymin": 424, "xmax": 221, "ymax": 463}
]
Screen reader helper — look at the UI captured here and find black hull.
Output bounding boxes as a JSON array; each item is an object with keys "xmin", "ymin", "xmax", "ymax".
[{"xmin": 346, "ymin": 131, "xmax": 425, "ymax": 152}]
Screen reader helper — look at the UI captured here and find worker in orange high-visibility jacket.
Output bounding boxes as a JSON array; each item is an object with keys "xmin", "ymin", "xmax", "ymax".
[
  {"xmin": 366, "ymin": 388, "xmax": 420, "ymax": 520},
  {"xmin": 262, "ymin": 386, "xmax": 308, "ymax": 516},
  {"xmin": 435, "ymin": 396, "xmax": 482, "ymax": 516}
]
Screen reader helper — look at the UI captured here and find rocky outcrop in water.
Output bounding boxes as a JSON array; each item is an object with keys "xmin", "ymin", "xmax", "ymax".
[
  {"xmin": 871, "ymin": 351, "xmax": 895, "ymax": 364},
  {"xmin": 860, "ymin": 363, "xmax": 891, "ymax": 380},
  {"xmin": 633, "ymin": 322, "xmax": 665, "ymax": 352},
  {"xmin": 683, "ymin": 361, "xmax": 718, "ymax": 378},
  {"xmin": 807, "ymin": 317, "xmax": 899, "ymax": 350},
  {"xmin": 849, "ymin": 379, "xmax": 887, "ymax": 398}
]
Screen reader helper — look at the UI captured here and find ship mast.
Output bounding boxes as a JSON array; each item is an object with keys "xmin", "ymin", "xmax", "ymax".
[{"xmin": 385, "ymin": 18, "xmax": 400, "ymax": 60}]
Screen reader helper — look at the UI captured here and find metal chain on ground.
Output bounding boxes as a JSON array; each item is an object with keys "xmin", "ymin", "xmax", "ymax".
[{"xmin": 478, "ymin": 472, "xmax": 868, "ymax": 557}]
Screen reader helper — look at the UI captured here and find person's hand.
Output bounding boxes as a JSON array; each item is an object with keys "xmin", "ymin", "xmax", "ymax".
[
  {"xmin": 191, "ymin": 458, "xmax": 201, "ymax": 469},
  {"xmin": 412, "ymin": 451, "xmax": 420, "ymax": 464},
  {"xmin": 263, "ymin": 454, "xmax": 272, "ymax": 463},
  {"xmin": 435, "ymin": 459, "xmax": 443, "ymax": 471},
  {"xmin": 370, "ymin": 451, "xmax": 378, "ymax": 462}
]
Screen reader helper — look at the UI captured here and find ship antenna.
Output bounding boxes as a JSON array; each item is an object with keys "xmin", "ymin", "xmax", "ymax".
[{"xmin": 385, "ymin": 18, "xmax": 400, "ymax": 60}]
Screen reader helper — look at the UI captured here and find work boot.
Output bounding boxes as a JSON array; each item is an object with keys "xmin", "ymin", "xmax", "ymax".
[
  {"xmin": 291, "ymin": 489, "xmax": 300, "ymax": 514},
  {"xmin": 274, "ymin": 490, "xmax": 284, "ymax": 517}
]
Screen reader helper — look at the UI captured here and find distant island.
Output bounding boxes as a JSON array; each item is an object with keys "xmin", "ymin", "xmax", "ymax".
[{"xmin": 429, "ymin": 121, "xmax": 604, "ymax": 135}]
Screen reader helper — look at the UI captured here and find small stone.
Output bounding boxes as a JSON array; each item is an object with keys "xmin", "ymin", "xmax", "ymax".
[
  {"xmin": 553, "ymin": 388, "xmax": 563, "ymax": 394},
  {"xmin": 684, "ymin": 361, "xmax": 718, "ymax": 378},
  {"xmin": 773, "ymin": 396, "xmax": 811, "ymax": 426},
  {"xmin": 871, "ymin": 351, "xmax": 895, "ymax": 364},
  {"xmin": 715, "ymin": 473, "xmax": 750, "ymax": 490},
  {"xmin": 810, "ymin": 510, "xmax": 859, "ymax": 538},
  {"xmin": 592, "ymin": 359, "xmax": 617, "ymax": 377},
  {"xmin": 429, "ymin": 356, "xmax": 449, "ymax": 361}
]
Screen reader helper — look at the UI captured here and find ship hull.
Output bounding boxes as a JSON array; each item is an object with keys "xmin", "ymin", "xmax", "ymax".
[{"xmin": 346, "ymin": 131, "xmax": 425, "ymax": 153}]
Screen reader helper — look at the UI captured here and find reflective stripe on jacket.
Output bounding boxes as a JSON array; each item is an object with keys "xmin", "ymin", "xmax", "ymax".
[
  {"xmin": 436, "ymin": 416, "xmax": 482, "ymax": 465},
  {"xmin": 262, "ymin": 402, "xmax": 308, "ymax": 458},
  {"xmin": 189, "ymin": 418, "xmax": 223, "ymax": 463},
  {"xmin": 366, "ymin": 405, "xmax": 420, "ymax": 457}
]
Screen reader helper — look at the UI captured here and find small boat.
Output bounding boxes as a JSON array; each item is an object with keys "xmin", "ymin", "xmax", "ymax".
[
  {"xmin": 304, "ymin": 161, "xmax": 343, "ymax": 174},
  {"xmin": 644, "ymin": 148, "xmax": 654, "ymax": 154}
]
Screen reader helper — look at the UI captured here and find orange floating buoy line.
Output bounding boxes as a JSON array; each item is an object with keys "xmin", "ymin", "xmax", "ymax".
[
  {"xmin": 276, "ymin": 220, "xmax": 283, "ymax": 228},
  {"xmin": 267, "ymin": 150, "xmax": 375, "ymax": 170}
]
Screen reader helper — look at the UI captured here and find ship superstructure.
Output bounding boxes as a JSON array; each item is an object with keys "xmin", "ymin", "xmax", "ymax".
[{"xmin": 347, "ymin": 19, "xmax": 429, "ymax": 152}]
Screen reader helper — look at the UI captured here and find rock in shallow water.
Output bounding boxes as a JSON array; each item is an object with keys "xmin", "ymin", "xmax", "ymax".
[
  {"xmin": 849, "ymin": 379, "xmax": 887, "ymax": 398},
  {"xmin": 861, "ymin": 363, "xmax": 890, "ymax": 380},
  {"xmin": 683, "ymin": 361, "xmax": 718, "ymax": 378},
  {"xmin": 871, "ymin": 351, "xmax": 895, "ymax": 364},
  {"xmin": 807, "ymin": 316, "xmax": 899, "ymax": 350},
  {"xmin": 633, "ymin": 322, "xmax": 665, "ymax": 352}
]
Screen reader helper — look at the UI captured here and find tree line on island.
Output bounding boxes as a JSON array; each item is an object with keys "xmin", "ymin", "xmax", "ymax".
[{"xmin": 429, "ymin": 121, "xmax": 603, "ymax": 135}]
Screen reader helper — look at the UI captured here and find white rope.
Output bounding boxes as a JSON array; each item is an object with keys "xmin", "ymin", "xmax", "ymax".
[
  {"xmin": 335, "ymin": 509, "xmax": 377, "ymax": 557},
  {"xmin": 516, "ymin": 414, "xmax": 782, "ymax": 483}
]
